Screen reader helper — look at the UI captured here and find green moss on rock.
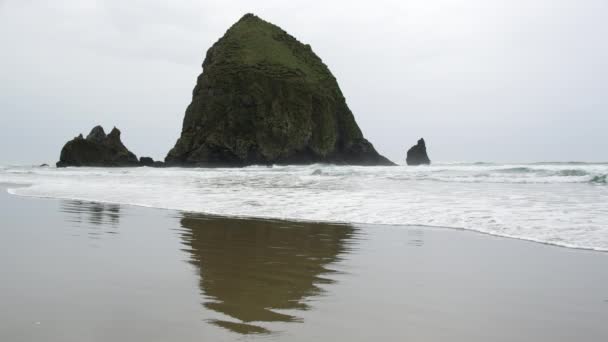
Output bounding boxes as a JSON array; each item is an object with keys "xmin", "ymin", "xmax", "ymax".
[{"xmin": 166, "ymin": 13, "xmax": 393, "ymax": 166}]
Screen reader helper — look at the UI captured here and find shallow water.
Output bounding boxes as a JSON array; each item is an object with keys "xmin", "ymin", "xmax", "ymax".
[
  {"xmin": 1, "ymin": 162, "xmax": 608, "ymax": 250},
  {"xmin": 1, "ymin": 188, "xmax": 607, "ymax": 341}
]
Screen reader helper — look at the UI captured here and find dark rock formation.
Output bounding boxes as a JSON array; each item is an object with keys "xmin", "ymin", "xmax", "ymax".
[
  {"xmin": 139, "ymin": 157, "xmax": 155, "ymax": 166},
  {"xmin": 39, "ymin": 164, "xmax": 49, "ymax": 167},
  {"xmin": 139, "ymin": 156, "xmax": 165, "ymax": 167},
  {"xmin": 166, "ymin": 13, "xmax": 393, "ymax": 167},
  {"xmin": 406, "ymin": 138, "xmax": 431, "ymax": 166},
  {"xmin": 56, "ymin": 126, "xmax": 140, "ymax": 167}
]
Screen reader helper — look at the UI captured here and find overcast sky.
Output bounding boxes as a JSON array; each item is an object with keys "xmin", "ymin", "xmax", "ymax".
[{"xmin": 1, "ymin": 0, "xmax": 606, "ymax": 164}]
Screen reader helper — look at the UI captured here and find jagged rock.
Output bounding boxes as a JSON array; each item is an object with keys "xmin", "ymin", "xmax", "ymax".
[
  {"xmin": 87, "ymin": 126, "xmax": 106, "ymax": 144},
  {"xmin": 56, "ymin": 126, "xmax": 139, "ymax": 167},
  {"xmin": 406, "ymin": 138, "xmax": 431, "ymax": 166},
  {"xmin": 166, "ymin": 13, "xmax": 393, "ymax": 167}
]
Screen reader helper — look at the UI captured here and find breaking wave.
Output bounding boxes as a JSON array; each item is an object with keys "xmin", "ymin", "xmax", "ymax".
[{"xmin": 591, "ymin": 174, "xmax": 607, "ymax": 184}]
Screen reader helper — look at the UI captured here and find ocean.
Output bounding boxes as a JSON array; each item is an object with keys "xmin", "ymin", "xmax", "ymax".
[{"xmin": 1, "ymin": 162, "xmax": 607, "ymax": 251}]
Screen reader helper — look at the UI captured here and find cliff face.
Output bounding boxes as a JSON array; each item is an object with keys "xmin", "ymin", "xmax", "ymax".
[
  {"xmin": 56, "ymin": 126, "xmax": 139, "ymax": 167},
  {"xmin": 166, "ymin": 14, "xmax": 393, "ymax": 166}
]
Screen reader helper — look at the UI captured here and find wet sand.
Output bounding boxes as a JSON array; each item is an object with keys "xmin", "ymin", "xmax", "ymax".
[{"xmin": 1, "ymin": 185, "xmax": 607, "ymax": 341}]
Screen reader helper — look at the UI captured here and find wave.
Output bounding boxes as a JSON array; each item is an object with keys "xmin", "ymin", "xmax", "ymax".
[
  {"xmin": 591, "ymin": 174, "xmax": 607, "ymax": 184},
  {"xmin": 530, "ymin": 161, "xmax": 608, "ymax": 166},
  {"xmin": 497, "ymin": 167, "xmax": 534, "ymax": 173},
  {"xmin": 556, "ymin": 169, "xmax": 588, "ymax": 177},
  {"xmin": 1, "ymin": 164, "xmax": 607, "ymax": 251},
  {"xmin": 376, "ymin": 167, "xmax": 604, "ymax": 185}
]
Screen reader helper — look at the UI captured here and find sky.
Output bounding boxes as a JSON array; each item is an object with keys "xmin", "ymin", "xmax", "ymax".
[{"xmin": 0, "ymin": 0, "xmax": 606, "ymax": 164}]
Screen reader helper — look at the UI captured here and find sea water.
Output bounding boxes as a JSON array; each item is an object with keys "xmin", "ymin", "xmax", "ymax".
[{"xmin": 1, "ymin": 162, "xmax": 607, "ymax": 251}]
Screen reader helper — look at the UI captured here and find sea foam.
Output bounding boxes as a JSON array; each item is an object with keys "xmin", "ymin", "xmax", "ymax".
[{"xmin": 1, "ymin": 163, "xmax": 607, "ymax": 251}]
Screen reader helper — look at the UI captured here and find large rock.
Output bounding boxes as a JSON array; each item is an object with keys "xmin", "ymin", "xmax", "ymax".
[
  {"xmin": 166, "ymin": 13, "xmax": 393, "ymax": 166},
  {"xmin": 406, "ymin": 138, "xmax": 431, "ymax": 165},
  {"xmin": 56, "ymin": 126, "xmax": 139, "ymax": 167}
]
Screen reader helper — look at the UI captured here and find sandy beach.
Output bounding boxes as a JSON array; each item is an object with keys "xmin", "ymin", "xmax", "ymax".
[{"xmin": 1, "ymin": 185, "xmax": 607, "ymax": 341}]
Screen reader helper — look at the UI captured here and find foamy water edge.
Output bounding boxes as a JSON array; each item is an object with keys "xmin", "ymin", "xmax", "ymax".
[{"xmin": 2, "ymin": 163, "xmax": 607, "ymax": 252}]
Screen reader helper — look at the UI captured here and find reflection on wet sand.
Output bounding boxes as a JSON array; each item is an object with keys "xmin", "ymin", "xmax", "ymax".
[
  {"xmin": 178, "ymin": 214, "xmax": 357, "ymax": 335},
  {"xmin": 60, "ymin": 200, "xmax": 121, "ymax": 238},
  {"xmin": 407, "ymin": 228, "xmax": 425, "ymax": 247}
]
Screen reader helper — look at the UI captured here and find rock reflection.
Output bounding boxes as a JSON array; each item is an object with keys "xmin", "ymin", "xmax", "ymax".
[
  {"xmin": 60, "ymin": 200, "xmax": 120, "ymax": 238},
  {"xmin": 407, "ymin": 228, "xmax": 425, "ymax": 247},
  {"xmin": 178, "ymin": 214, "xmax": 357, "ymax": 335}
]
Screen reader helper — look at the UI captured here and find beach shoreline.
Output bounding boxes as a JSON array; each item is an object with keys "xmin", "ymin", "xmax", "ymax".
[
  {"xmin": 3, "ymin": 181, "xmax": 607, "ymax": 254},
  {"xmin": 2, "ymin": 163, "xmax": 606, "ymax": 252},
  {"xmin": 1, "ymin": 185, "xmax": 607, "ymax": 341}
]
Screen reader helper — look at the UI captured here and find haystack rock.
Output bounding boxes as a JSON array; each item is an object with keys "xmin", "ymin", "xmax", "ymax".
[
  {"xmin": 406, "ymin": 138, "xmax": 431, "ymax": 166},
  {"xmin": 165, "ymin": 13, "xmax": 393, "ymax": 166},
  {"xmin": 56, "ymin": 126, "xmax": 139, "ymax": 167}
]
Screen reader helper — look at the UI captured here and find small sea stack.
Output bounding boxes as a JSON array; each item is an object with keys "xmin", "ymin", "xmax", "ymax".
[
  {"xmin": 139, "ymin": 156, "xmax": 165, "ymax": 167},
  {"xmin": 406, "ymin": 138, "xmax": 431, "ymax": 166},
  {"xmin": 56, "ymin": 126, "xmax": 140, "ymax": 167},
  {"xmin": 139, "ymin": 156, "xmax": 155, "ymax": 166}
]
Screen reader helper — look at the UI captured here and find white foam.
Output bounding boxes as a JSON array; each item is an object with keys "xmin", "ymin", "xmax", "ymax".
[{"xmin": 1, "ymin": 163, "xmax": 607, "ymax": 251}]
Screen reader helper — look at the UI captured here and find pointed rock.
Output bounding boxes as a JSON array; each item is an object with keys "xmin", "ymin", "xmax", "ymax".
[
  {"xmin": 86, "ymin": 125, "xmax": 107, "ymax": 143},
  {"xmin": 406, "ymin": 138, "xmax": 431, "ymax": 166},
  {"xmin": 56, "ymin": 126, "xmax": 139, "ymax": 167},
  {"xmin": 165, "ymin": 13, "xmax": 393, "ymax": 166}
]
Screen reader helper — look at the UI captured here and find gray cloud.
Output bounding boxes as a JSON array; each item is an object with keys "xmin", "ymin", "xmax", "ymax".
[{"xmin": 0, "ymin": 0, "xmax": 606, "ymax": 164}]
